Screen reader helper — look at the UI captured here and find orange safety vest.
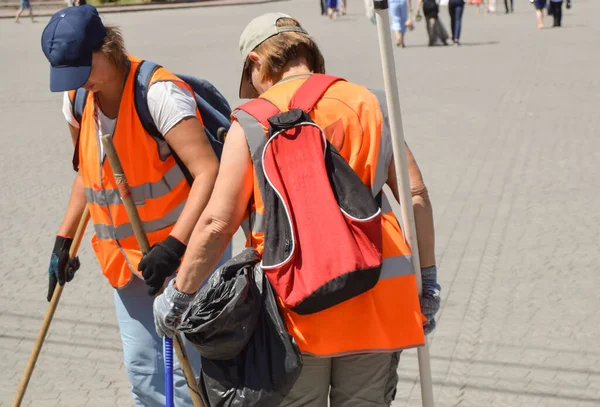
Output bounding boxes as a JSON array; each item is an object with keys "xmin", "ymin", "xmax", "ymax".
[
  {"xmin": 232, "ymin": 77, "xmax": 425, "ymax": 357},
  {"xmin": 75, "ymin": 55, "xmax": 201, "ymax": 288}
]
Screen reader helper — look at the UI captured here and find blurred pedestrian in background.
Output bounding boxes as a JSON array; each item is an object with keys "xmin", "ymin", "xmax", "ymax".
[
  {"xmin": 416, "ymin": 0, "xmax": 449, "ymax": 46},
  {"xmin": 469, "ymin": 0, "xmax": 482, "ymax": 15},
  {"xmin": 327, "ymin": 0, "xmax": 340, "ymax": 19},
  {"xmin": 533, "ymin": 0, "xmax": 547, "ymax": 29},
  {"xmin": 448, "ymin": 0, "xmax": 465, "ymax": 45},
  {"xmin": 549, "ymin": 0, "xmax": 564, "ymax": 26},
  {"xmin": 390, "ymin": 0, "xmax": 412, "ymax": 47},
  {"xmin": 14, "ymin": 0, "xmax": 34, "ymax": 23}
]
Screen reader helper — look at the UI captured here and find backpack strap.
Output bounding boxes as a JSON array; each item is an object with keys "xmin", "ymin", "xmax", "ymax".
[
  {"xmin": 288, "ymin": 74, "xmax": 344, "ymax": 112},
  {"xmin": 133, "ymin": 60, "xmax": 198, "ymax": 185},
  {"xmin": 133, "ymin": 60, "xmax": 163, "ymax": 142},
  {"xmin": 234, "ymin": 98, "xmax": 281, "ymax": 168},
  {"xmin": 236, "ymin": 98, "xmax": 281, "ymax": 128},
  {"xmin": 69, "ymin": 88, "xmax": 89, "ymax": 172},
  {"xmin": 233, "ymin": 98, "xmax": 281, "ymax": 210},
  {"xmin": 72, "ymin": 88, "xmax": 89, "ymax": 125}
]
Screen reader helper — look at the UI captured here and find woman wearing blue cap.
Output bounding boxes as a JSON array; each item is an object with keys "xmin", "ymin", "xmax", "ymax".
[{"xmin": 40, "ymin": 5, "xmax": 229, "ymax": 406}]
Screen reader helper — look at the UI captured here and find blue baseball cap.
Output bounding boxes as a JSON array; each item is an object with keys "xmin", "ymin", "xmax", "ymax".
[{"xmin": 41, "ymin": 5, "xmax": 107, "ymax": 92}]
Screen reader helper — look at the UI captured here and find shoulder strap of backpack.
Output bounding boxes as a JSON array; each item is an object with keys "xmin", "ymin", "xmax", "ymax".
[
  {"xmin": 288, "ymin": 74, "xmax": 344, "ymax": 112},
  {"xmin": 235, "ymin": 74, "xmax": 343, "ymax": 124},
  {"xmin": 69, "ymin": 88, "xmax": 88, "ymax": 172},
  {"xmin": 133, "ymin": 60, "xmax": 163, "ymax": 141},
  {"xmin": 235, "ymin": 97, "xmax": 281, "ymax": 128},
  {"xmin": 233, "ymin": 98, "xmax": 281, "ymax": 207},
  {"xmin": 70, "ymin": 87, "xmax": 89, "ymax": 126},
  {"xmin": 134, "ymin": 60, "xmax": 199, "ymax": 185}
]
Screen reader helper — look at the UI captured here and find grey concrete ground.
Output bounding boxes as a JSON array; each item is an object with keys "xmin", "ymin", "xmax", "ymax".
[{"xmin": 1, "ymin": 0, "xmax": 599, "ymax": 405}]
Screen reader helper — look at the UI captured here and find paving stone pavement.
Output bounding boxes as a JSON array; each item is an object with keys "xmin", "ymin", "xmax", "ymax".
[{"xmin": 1, "ymin": 0, "xmax": 599, "ymax": 405}]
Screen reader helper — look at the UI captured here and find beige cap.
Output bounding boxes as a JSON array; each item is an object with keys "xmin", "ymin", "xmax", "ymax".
[{"xmin": 238, "ymin": 12, "xmax": 308, "ymax": 99}]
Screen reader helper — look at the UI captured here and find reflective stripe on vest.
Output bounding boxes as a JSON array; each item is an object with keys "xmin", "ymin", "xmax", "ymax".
[
  {"xmin": 93, "ymin": 200, "xmax": 186, "ymax": 240},
  {"xmin": 84, "ymin": 164, "xmax": 186, "ymax": 206},
  {"xmin": 235, "ymin": 109, "xmax": 268, "ymax": 200},
  {"xmin": 240, "ymin": 211, "xmax": 265, "ymax": 236}
]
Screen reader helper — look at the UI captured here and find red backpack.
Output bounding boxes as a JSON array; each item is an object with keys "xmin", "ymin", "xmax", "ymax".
[{"xmin": 236, "ymin": 74, "xmax": 383, "ymax": 315}]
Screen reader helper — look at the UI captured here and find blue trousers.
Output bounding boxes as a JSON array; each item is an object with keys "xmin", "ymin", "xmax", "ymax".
[
  {"xmin": 449, "ymin": 0, "xmax": 465, "ymax": 40},
  {"xmin": 114, "ymin": 243, "xmax": 232, "ymax": 406}
]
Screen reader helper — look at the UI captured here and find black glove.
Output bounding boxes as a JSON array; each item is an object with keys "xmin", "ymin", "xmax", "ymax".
[
  {"xmin": 138, "ymin": 236, "xmax": 186, "ymax": 296},
  {"xmin": 47, "ymin": 236, "xmax": 80, "ymax": 302}
]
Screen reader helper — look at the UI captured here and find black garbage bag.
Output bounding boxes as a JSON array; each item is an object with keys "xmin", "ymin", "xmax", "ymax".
[
  {"xmin": 179, "ymin": 248, "xmax": 303, "ymax": 407},
  {"xmin": 179, "ymin": 249, "xmax": 262, "ymax": 360}
]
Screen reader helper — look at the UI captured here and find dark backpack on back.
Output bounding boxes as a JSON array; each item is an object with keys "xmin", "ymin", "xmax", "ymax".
[{"xmin": 71, "ymin": 60, "xmax": 230, "ymax": 184}]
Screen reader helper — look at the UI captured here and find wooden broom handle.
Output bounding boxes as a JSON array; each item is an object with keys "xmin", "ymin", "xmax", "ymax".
[
  {"xmin": 100, "ymin": 135, "xmax": 204, "ymax": 407},
  {"xmin": 13, "ymin": 206, "xmax": 91, "ymax": 407}
]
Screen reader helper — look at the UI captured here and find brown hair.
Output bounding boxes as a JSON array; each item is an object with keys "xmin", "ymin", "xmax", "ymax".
[
  {"xmin": 99, "ymin": 25, "xmax": 128, "ymax": 70},
  {"xmin": 251, "ymin": 18, "xmax": 325, "ymax": 84}
]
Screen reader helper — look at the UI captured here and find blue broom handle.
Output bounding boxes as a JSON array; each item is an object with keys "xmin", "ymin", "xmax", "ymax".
[{"xmin": 164, "ymin": 337, "xmax": 174, "ymax": 407}]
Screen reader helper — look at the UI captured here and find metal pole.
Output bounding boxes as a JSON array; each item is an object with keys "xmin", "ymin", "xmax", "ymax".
[{"xmin": 372, "ymin": 2, "xmax": 435, "ymax": 406}]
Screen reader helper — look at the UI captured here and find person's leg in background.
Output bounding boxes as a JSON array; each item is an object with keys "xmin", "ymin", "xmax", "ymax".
[
  {"xmin": 14, "ymin": 7, "xmax": 24, "ymax": 22},
  {"xmin": 456, "ymin": 2, "xmax": 465, "ymax": 43},
  {"xmin": 449, "ymin": 2, "xmax": 458, "ymax": 42},
  {"xmin": 390, "ymin": 0, "xmax": 403, "ymax": 47},
  {"xmin": 536, "ymin": 8, "xmax": 544, "ymax": 28},
  {"xmin": 340, "ymin": 0, "xmax": 347, "ymax": 15},
  {"xmin": 534, "ymin": 0, "xmax": 546, "ymax": 28},
  {"xmin": 15, "ymin": 0, "xmax": 34, "ymax": 22},
  {"xmin": 423, "ymin": 9, "xmax": 437, "ymax": 46},
  {"xmin": 450, "ymin": 1, "xmax": 465, "ymax": 44},
  {"xmin": 14, "ymin": 0, "xmax": 26, "ymax": 23},
  {"xmin": 28, "ymin": 4, "xmax": 34, "ymax": 21},
  {"xmin": 551, "ymin": 1, "xmax": 563, "ymax": 26},
  {"xmin": 428, "ymin": 17, "xmax": 436, "ymax": 46},
  {"xmin": 329, "ymin": 352, "xmax": 402, "ymax": 407},
  {"xmin": 390, "ymin": 0, "xmax": 408, "ymax": 47},
  {"xmin": 327, "ymin": 0, "xmax": 339, "ymax": 19}
]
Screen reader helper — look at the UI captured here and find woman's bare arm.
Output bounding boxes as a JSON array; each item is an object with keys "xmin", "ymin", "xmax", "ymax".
[
  {"xmin": 56, "ymin": 123, "xmax": 87, "ymax": 237},
  {"xmin": 174, "ymin": 121, "xmax": 255, "ymax": 293},
  {"xmin": 386, "ymin": 143, "xmax": 436, "ymax": 268},
  {"xmin": 164, "ymin": 117, "xmax": 219, "ymax": 244}
]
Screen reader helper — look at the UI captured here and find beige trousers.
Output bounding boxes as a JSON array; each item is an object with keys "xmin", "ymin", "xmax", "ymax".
[{"xmin": 280, "ymin": 352, "xmax": 401, "ymax": 407}]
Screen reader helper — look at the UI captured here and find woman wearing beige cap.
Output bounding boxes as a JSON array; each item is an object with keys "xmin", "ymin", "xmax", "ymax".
[{"xmin": 154, "ymin": 12, "xmax": 440, "ymax": 406}]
